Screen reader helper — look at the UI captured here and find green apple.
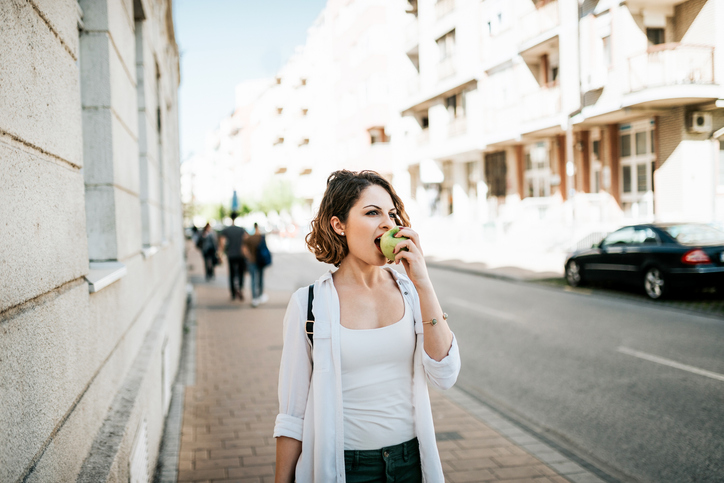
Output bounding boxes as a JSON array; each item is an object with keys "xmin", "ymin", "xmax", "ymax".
[{"xmin": 379, "ymin": 226, "xmax": 409, "ymax": 262}]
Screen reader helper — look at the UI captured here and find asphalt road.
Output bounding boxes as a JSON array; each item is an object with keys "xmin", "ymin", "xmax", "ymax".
[{"xmin": 228, "ymin": 252, "xmax": 724, "ymax": 483}]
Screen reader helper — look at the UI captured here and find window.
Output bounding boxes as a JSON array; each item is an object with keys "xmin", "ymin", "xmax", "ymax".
[
  {"xmin": 635, "ymin": 131, "xmax": 647, "ymax": 155},
  {"xmin": 646, "ymin": 28, "xmax": 665, "ymax": 46},
  {"xmin": 436, "ymin": 30, "xmax": 455, "ymax": 61},
  {"xmin": 446, "ymin": 94, "xmax": 457, "ymax": 117},
  {"xmin": 602, "ymin": 36, "xmax": 612, "ymax": 67},
  {"xmin": 421, "ymin": 115, "xmax": 429, "ymax": 129},
  {"xmin": 620, "ymin": 134, "xmax": 631, "ymax": 157},
  {"xmin": 633, "ymin": 227, "xmax": 659, "ymax": 244},
  {"xmin": 301, "ymin": 108, "xmax": 308, "ymax": 116},
  {"xmin": 637, "ymin": 164, "xmax": 647, "ymax": 193},
  {"xmin": 276, "ymin": 107, "xmax": 283, "ymax": 115},
  {"xmin": 592, "ymin": 140, "xmax": 600, "ymax": 159},
  {"xmin": 602, "ymin": 227, "xmax": 636, "ymax": 246},
  {"xmin": 623, "ymin": 165, "xmax": 632, "ymax": 193},
  {"xmin": 275, "ymin": 76, "xmax": 282, "ymax": 85},
  {"xmin": 300, "ymin": 78, "xmax": 307, "ymax": 86}
]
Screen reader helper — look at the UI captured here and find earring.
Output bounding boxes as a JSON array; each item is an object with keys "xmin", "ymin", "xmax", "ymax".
[{"xmin": 341, "ymin": 231, "xmax": 345, "ymax": 236}]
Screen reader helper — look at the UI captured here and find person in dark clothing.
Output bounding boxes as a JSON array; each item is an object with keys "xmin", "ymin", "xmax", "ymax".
[
  {"xmin": 199, "ymin": 223, "xmax": 218, "ymax": 281},
  {"xmin": 219, "ymin": 212, "xmax": 247, "ymax": 300}
]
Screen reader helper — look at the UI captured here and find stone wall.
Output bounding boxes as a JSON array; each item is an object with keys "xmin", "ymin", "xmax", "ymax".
[{"xmin": 0, "ymin": 0, "xmax": 185, "ymax": 481}]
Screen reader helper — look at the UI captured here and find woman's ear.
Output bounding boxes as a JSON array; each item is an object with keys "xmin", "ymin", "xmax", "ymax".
[{"xmin": 330, "ymin": 216, "xmax": 345, "ymax": 236}]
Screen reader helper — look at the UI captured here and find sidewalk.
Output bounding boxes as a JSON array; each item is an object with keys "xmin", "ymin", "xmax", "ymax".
[{"xmin": 174, "ymin": 246, "xmax": 600, "ymax": 483}]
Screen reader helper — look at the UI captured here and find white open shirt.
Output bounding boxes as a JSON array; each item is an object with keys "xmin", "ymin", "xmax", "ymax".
[{"xmin": 273, "ymin": 267, "xmax": 462, "ymax": 482}]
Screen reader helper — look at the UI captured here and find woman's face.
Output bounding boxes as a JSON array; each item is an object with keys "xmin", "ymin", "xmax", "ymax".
[{"xmin": 338, "ymin": 184, "xmax": 399, "ymax": 267}]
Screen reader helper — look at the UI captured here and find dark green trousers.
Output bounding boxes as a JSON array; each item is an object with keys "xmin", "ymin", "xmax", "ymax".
[{"xmin": 344, "ymin": 437, "xmax": 422, "ymax": 483}]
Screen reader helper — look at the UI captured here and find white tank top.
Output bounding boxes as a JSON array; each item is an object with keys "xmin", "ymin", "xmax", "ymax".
[{"xmin": 340, "ymin": 296, "xmax": 416, "ymax": 450}]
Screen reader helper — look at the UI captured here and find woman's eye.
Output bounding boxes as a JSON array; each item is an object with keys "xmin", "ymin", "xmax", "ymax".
[{"xmin": 366, "ymin": 210, "xmax": 378, "ymax": 216}]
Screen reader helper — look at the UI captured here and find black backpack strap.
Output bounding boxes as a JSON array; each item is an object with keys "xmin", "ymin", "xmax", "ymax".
[{"xmin": 306, "ymin": 284, "xmax": 314, "ymax": 346}]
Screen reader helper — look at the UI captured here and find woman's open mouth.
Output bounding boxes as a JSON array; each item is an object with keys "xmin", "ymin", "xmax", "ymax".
[{"xmin": 374, "ymin": 235, "xmax": 382, "ymax": 253}]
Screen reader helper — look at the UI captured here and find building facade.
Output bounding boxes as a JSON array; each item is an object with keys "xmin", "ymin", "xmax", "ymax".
[
  {"xmin": 401, "ymin": 0, "xmax": 724, "ymax": 241},
  {"xmin": 182, "ymin": 0, "xmax": 412, "ymax": 227},
  {"xmin": 1, "ymin": 1, "xmax": 185, "ymax": 481}
]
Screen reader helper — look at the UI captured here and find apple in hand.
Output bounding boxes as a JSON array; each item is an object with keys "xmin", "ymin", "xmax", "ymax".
[{"xmin": 380, "ymin": 226, "xmax": 409, "ymax": 262}]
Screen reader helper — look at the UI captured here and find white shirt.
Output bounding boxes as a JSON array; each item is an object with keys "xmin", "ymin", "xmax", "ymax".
[
  {"xmin": 273, "ymin": 267, "xmax": 461, "ymax": 482},
  {"xmin": 340, "ymin": 294, "xmax": 415, "ymax": 450}
]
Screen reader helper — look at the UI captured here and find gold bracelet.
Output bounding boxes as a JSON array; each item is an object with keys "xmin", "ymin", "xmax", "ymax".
[{"xmin": 423, "ymin": 312, "xmax": 448, "ymax": 326}]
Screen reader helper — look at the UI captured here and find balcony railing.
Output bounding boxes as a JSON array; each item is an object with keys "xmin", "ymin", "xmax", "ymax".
[
  {"xmin": 438, "ymin": 57, "xmax": 455, "ymax": 81},
  {"xmin": 418, "ymin": 128, "xmax": 430, "ymax": 145},
  {"xmin": 521, "ymin": 83, "xmax": 561, "ymax": 122},
  {"xmin": 435, "ymin": 0, "xmax": 454, "ymax": 19},
  {"xmin": 448, "ymin": 117, "xmax": 467, "ymax": 137},
  {"xmin": 627, "ymin": 43, "xmax": 715, "ymax": 93},
  {"xmin": 519, "ymin": 0, "xmax": 559, "ymax": 45}
]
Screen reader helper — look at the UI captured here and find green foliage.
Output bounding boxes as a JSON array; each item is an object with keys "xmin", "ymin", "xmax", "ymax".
[{"xmin": 257, "ymin": 179, "xmax": 295, "ymax": 214}]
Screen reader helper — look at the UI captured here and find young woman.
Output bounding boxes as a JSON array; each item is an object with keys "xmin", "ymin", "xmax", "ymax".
[{"xmin": 274, "ymin": 170, "xmax": 461, "ymax": 483}]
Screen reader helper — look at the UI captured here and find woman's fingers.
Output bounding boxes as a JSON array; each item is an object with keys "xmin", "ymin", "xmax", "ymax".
[{"xmin": 395, "ymin": 227, "xmax": 422, "ymax": 256}]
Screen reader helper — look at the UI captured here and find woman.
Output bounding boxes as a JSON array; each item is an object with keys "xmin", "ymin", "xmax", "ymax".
[
  {"xmin": 199, "ymin": 222, "xmax": 218, "ymax": 281},
  {"xmin": 274, "ymin": 170, "xmax": 461, "ymax": 482}
]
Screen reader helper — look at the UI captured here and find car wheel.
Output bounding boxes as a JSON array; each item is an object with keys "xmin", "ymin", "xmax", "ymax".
[
  {"xmin": 643, "ymin": 266, "xmax": 666, "ymax": 300},
  {"xmin": 566, "ymin": 260, "xmax": 584, "ymax": 287}
]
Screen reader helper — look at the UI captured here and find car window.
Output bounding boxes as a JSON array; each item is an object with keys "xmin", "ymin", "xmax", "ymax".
[
  {"xmin": 633, "ymin": 227, "xmax": 659, "ymax": 244},
  {"xmin": 662, "ymin": 224, "xmax": 724, "ymax": 245},
  {"xmin": 601, "ymin": 227, "xmax": 636, "ymax": 246}
]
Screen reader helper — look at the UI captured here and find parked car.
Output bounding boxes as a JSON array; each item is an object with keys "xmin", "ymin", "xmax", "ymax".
[{"xmin": 565, "ymin": 223, "xmax": 724, "ymax": 300}]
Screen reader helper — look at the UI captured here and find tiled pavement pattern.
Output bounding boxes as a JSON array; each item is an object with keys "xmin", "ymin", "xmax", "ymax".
[{"xmin": 174, "ymin": 246, "xmax": 605, "ymax": 482}]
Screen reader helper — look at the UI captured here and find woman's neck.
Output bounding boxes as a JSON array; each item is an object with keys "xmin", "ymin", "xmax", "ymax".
[{"xmin": 333, "ymin": 257, "xmax": 387, "ymax": 289}]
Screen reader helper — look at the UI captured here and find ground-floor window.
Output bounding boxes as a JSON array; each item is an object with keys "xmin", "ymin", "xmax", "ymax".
[
  {"xmin": 525, "ymin": 141, "xmax": 551, "ymax": 197},
  {"xmin": 485, "ymin": 151, "xmax": 507, "ymax": 198},
  {"xmin": 620, "ymin": 119, "xmax": 655, "ymax": 218}
]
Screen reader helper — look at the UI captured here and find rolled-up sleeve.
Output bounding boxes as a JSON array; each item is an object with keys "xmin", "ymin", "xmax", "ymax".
[
  {"xmin": 273, "ymin": 290, "xmax": 312, "ymax": 441},
  {"xmin": 421, "ymin": 332, "xmax": 461, "ymax": 390}
]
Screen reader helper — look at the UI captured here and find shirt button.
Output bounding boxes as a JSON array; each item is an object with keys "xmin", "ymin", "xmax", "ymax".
[{"xmin": 404, "ymin": 291, "xmax": 408, "ymax": 295}]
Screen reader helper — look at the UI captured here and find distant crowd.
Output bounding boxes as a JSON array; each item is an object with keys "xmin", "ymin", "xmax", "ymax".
[{"xmin": 191, "ymin": 211, "xmax": 272, "ymax": 307}]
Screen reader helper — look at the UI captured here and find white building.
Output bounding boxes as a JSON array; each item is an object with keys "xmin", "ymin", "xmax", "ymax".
[
  {"xmin": 401, "ymin": 0, "xmax": 724, "ymax": 245},
  {"xmin": 183, "ymin": 0, "xmax": 412, "ymax": 226},
  {"xmin": 1, "ymin": 1, "xmax": 185, "ymax": 481}
]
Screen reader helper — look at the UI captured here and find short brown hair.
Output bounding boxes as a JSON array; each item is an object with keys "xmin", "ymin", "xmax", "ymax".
[{"xmin": 306, "ymin": 170, "xmax": 410, "ymax": 266}]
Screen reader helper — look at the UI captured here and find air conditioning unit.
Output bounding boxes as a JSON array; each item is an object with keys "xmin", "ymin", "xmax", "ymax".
[{"xmin": 690, "ymin": 112, "xmax": 712, "ymax": 133}]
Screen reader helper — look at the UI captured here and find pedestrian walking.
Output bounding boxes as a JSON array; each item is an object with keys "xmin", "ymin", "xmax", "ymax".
[
  {"xmin": 273, "ymin": 170, "xmax": 461, "ymax": 482},
  {"xmin": 243, "ymin": 222, "xmax": 271, "ymax": 307},
  {"xmin": 199, "ymin": 223, "xmax": 219, "ymax": 281},
  {"xmin": 219, "ymin": 211, "xmax": 247, "ymax": 300}
]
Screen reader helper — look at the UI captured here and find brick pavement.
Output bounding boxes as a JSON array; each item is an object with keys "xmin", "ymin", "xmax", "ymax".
[{"xmin": 177, "ymin": 246, "xmax": 575, "ymax": 483}]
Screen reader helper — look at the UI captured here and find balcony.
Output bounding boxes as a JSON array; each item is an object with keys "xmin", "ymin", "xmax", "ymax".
[
  {"xmin": 438, "ymin": 57, "xmax": 455, "ymax": 81},
  {"xmin": 521, "ymin": 83, "xmax": 561, "ymax": 123},
  {"xmin": 448, "ymin": 117, "xmax": 466, "ymax": 137},
  {"xmin": 418, "ymin": 128, "xmax": 430, "ymax": 145},
  {"xmin": 627, "ymin": 43, "xmax": 715, "ymax": 93},
  {"xmin": 520, "ymin": 83, "xmax": 561, "ymax": 122},
  {"xmin": 519, "ymin": 0, "xmax": 559, "ymax": 46},
  {"xmin": 435, "ymin": 0, "xmax": 454, "ymax": 19}
]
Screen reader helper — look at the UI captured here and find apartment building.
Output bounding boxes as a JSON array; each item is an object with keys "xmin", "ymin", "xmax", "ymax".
[
  {"xmin": 1, "ymin": 1, "xmax": 185, "ymax": 481},
  {"xmin": 401, "ymin": 0, "xmax": 724, "ymax": 233},
  {"xmin": 187, "ymin": 0, "xmax": 411, "ymax": 223}
]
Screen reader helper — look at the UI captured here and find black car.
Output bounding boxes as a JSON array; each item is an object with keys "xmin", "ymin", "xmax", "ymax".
[{"xmin": 565, "ymin": 223, "xmax": 724, "ymax": 299}]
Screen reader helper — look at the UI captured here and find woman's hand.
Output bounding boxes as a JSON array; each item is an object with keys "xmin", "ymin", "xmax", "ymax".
[{"xmin": 392, "ymin": 227, "xmax": 432, "ymax": 290}]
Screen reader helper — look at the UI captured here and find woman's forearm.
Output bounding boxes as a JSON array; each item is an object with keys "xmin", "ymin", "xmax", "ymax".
[
  {"xmin": 415, "ymin": 281, "xmax": 454, "ymax": 361},
  {"xmin": 275, "ymin": 436, "xmax": 302, "ymax": 483}
]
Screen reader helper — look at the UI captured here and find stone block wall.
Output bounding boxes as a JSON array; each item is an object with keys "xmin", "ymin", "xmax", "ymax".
[{"xmin": 0, "ymin": 1, "xmax": 185, "ymax": 481}]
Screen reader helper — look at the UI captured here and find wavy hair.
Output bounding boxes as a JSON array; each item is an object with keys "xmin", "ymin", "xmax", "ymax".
[{"xmin": 306, "ymin": 170, "xmax": 410, "ymax": 266}]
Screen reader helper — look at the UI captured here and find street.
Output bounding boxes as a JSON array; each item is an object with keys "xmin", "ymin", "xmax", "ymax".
[{"xmin": 265, "ymin": 251, "xmax": 724, "ymax": 483}]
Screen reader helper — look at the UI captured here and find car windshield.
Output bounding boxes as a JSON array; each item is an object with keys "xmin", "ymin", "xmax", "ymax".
[{"xmin": 662, "ymin": 224, "xmax": 724, "ymax": 245}]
